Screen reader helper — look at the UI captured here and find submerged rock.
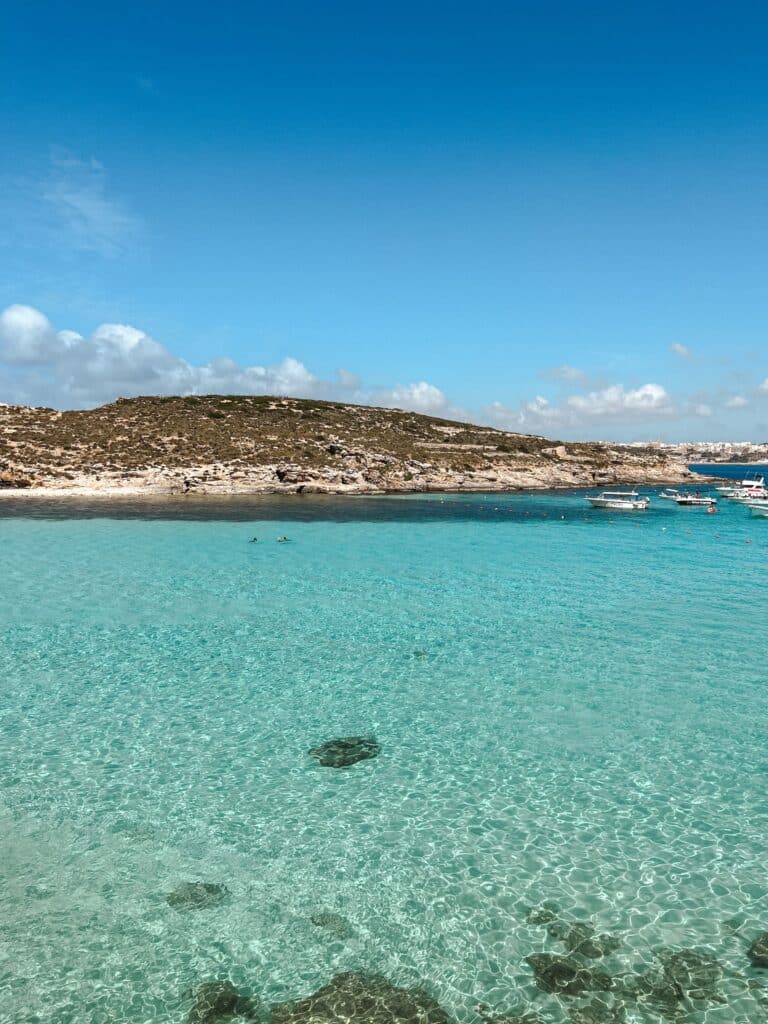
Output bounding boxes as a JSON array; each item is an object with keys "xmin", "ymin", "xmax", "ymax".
[
  {"xmin": 622, "ymin": 949, "xmax": 725, "ymax": 1019},
  {"xmin": 656, "ymin": 948, "xmax": 723, "ymax": 1001},
  {"xmin": 526, "ymin": 903, "xmax": 560, "ymax": 926},
  {"xmin": 271, "ymin": 971, "xmax": 448, "ymax": 1024},
  {"xmin": 166, "ymin": 881, "xmax": 230, "ymax": 910},
  {"xmin": 477, "ymin": 1007, "xmax": 544, "ymax": 1024},
  {"xmin": 310, "ymin": 911, "xmax": 355, "ymax": 940},
  {"xmin": 568, "ymin": 999, "xmax": 625, "ymax": 1024},
  {"xmin": 619, "ymin": 972, "xmax": 682, "ymax": 1021},
  {"xmin": 309, "ymin": 736, "xmax": 380, "ymax": 768},
  {"xmin": 749, "ymin": 932, "xmax": 768, "ymax": 968},
  {"xmin": 187, "ymin": 980, "xmax": 258, "ymax": 1024},
  {"xmin": 525, "ymin": 955, "xmax": 613, "ymax": 997},
  {"xmin": 547, "ymin": 921, "xmax": 621, "ymax": 959}
]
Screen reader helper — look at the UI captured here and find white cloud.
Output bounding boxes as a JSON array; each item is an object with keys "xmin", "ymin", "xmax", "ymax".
[
  {"xmin": 568, "ymin": 383, "xmax": 673, "ymax": 417},
  {"xmin": 0, "ymin": 305, "xmax": 451, "ymax": 414},
  {"xmin": 0, "ymin": 305, "xmax": 59, "ymax": 364},
  {"xmin": 670, "ymin": 342, "xmax": 692, "ymax": 359},
  {"xmin": 725, "ymin": 395, "xmax": 749, "ymax": 409},
  {"xmin": 375, "ymin": 381, "xmax": 449, "ymax": 414},
  {"xmin": 759, "ymin": 378, "xmax": 768, "ymax": 393},
  {"xmin": 485, "ymin": 382, "xmax": 675, "ymax": 433}
]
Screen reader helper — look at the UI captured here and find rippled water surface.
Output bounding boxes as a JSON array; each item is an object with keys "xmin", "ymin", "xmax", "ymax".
[{"xmin": 1, "ymin": 491, "xmax": 767, "ymax": 1024}]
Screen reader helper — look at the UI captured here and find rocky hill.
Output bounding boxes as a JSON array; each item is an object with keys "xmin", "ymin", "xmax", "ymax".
[{"xmin": 0, "ymin": 395, "xmax": 765, "ymax": 495}]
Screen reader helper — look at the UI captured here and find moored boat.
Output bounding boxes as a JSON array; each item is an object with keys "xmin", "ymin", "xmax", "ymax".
[
  {"xmin": 674, "ymin": 493, "xmax": 717, "ymax": 506},
  {"xmin": 585, "ymin": 490, "xmax": 650, "ymax": 510},
  {"xmin": 659, "ymin": 487, "xmax": 716, "ymax": 506},
  {"xmin": 724, "ymin": 473, "xmax": 767, "ymax": 502},
  {"xmin": 747, "ymin": 501, "xmax": 768, "ymax": 518}
]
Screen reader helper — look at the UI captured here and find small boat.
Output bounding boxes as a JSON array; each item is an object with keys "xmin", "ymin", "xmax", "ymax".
[
  {"xmin": 747, "ymin": 501, "xmax": 768, "ymax": 518},
  {"xmin": 659, "ymin": 488, "xmax": 716, "ymax": 506},
  {"xmin": 585, "ymin": 490, "xmax": 650, "ymax": 510},
  {"xmin": 674, "ymin": 493, "xmax": 717, "ymax": 507},
  {"xmin": 724, "ymin": 473, "xmax": 767, "ymax": 502}
]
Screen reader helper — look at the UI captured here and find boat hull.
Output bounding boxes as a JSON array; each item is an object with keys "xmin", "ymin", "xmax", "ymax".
[{"xmin": 586, "ymin": 498, "xmax": 649, "ymax": 510}]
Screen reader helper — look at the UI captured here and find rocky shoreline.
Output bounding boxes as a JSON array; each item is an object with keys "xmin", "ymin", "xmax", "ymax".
[{"xmin": 1, "ymin": 395, "xmax": 765, "ymax": 497}]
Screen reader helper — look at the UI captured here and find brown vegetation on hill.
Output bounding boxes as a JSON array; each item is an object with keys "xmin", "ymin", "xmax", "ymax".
[{"xmin": 0, "ymin": 395, "xmax": 763, "ymax": 495}]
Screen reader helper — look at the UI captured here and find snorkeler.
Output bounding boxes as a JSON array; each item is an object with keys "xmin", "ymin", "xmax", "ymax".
[
  {"xmin": 277, "ymin": 536, "xmax": 289, "ymax": 543},
  {"xmin": 249, "ymin": 537, "xmax": 258, "ymax": 543}
]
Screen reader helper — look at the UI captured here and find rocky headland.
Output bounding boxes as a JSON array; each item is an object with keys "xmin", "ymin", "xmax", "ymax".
[{"xmin": 0, "ymin": 395, "xmax": 765, "ymax": 496}]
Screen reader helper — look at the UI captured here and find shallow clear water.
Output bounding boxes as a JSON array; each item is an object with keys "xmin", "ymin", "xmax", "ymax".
[{"xmin": 1, "ymin": 491, "xmax": 767, "ymax": 1024}]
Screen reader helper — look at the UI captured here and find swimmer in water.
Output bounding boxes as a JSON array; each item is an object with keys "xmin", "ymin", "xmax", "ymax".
[
  {"xmin": 249, "ymin": 537, "xmax": 258, "ymax": 543},
  {"xmin": 277, "ymin": 536, "xmax": 289, "ymax": 543}
]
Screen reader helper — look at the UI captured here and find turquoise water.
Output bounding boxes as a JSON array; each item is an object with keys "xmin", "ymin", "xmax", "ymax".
[{"xmin": 1, "ymin": 491, "xmax": 767, "ymax": 1024}]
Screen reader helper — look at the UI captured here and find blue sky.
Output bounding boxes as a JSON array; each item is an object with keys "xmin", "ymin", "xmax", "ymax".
[{"xmin": 1, "ymin": 1, "xmax": 767, "ymax": 440}]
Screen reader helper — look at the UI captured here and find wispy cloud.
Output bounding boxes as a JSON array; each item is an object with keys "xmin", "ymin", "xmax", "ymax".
[
  {"xmin": 0, "ymin": 151, "xmax": 141, "ymax": 259},
  {"xmin": 131, "ymin": 74, "xmax": 155, "ymax": 94},
  {"xmin": 40, "ymin": 150, "xmax": 141, "ymax": 257},
  {"xmin": 670, "ymin": 342, "xmax": 692, "ymax": 359},
  {"xmin": 539, "ymin": 364, "xmax": 591, "ymax": 385}
]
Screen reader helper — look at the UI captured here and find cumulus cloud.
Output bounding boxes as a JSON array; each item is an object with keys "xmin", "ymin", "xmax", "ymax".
[
  {"xmin": 568, "ymin": 383, "xmax": 673, "ymax": 417},
  {"xmin": 725, "ymin": 395, "xmax": 749, "ymax": 408},
  {"xmin": 0, "ymin": 304, "xmax": 451, "ymax": 414},
  {"xmin": 670, "ymin": 342, "xmax": 692, "ymax": 359},
  {"xmin": 485, "ymin": 382, "xmax": 675, "ymax": 433},
  {"xmin": 759, "ymin": 378, "xmax": 768, "ymax": 393}
]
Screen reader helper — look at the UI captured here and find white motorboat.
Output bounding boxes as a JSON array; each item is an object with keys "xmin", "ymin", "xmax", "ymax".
[
  {"xmin": 675, "ymin": 493, "xmax": 717, "ymax": 507},
  {"xmin": 723, "ymin": 473, "xmax": 767, "ymax": 502},
  {"xmin": 659, "ymin": 488, "xmax": 716, "ymax": 506},
  {"xmin": 747, "ymin": 501, "xmax": 768, "ymax": 518},
  {"xmin": 585, "ymin": 490, "xmax": 650, "ymax": 511}
]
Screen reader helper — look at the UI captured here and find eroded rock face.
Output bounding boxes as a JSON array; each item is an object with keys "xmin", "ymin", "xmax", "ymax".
[
  {"xmin": 310, "ymin": 911, "xmax": 355, "ymax": 940},
  {"xmin": 309, "ymin": 736, "xmax": 380, "ymax": 768},
  {"xmin": 166, "ymin": 881, "xmax": 230, "ymax": 910},
  {"xmin": 547, "ymin": 921, "xmax": 621, "ymax": 959},
  {"xmin": 271, "ymin": 972, "xmax": 449, "ymax": 1024},
  {"xmin": 749, "ymin": 932, "xmax": 768, "ymax": 968},
  {"xmin": 187, "ymin": 980, "xmax": 258, "ymax": 1024},
  {"xmin": 525, "ymin": 955, "xmax": 613, "ymax": 997}
]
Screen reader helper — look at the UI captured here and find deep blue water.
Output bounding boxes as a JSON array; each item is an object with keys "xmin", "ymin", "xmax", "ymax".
[{"xmin": 689, "ymin": 462, "xmax": 768, "ymax": 481}]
